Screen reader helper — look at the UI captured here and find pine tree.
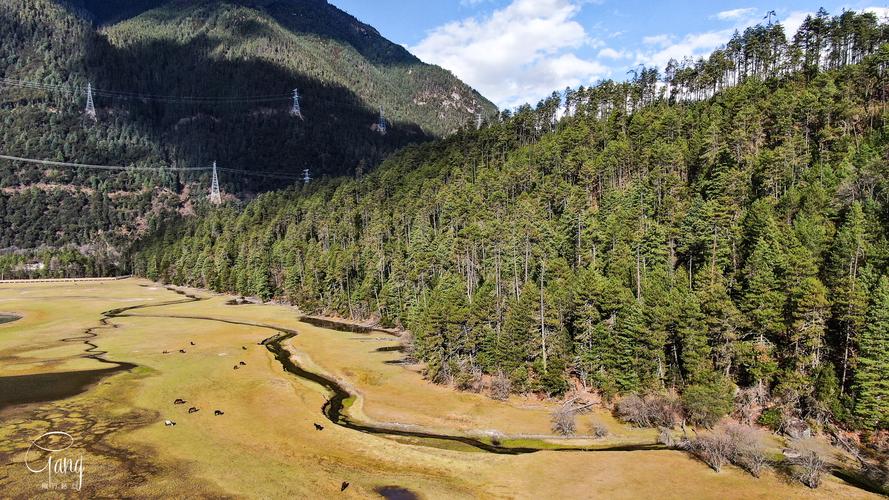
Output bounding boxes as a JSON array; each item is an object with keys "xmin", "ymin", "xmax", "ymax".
[{"xmin": 853, "ymin": 276, "xmax": 889, "ymax": 429}]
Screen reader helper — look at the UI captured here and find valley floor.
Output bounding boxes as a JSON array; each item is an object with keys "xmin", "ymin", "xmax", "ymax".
[{"xmin": 0, "ymin": 279, "xmax": 878, "ymax": 498}]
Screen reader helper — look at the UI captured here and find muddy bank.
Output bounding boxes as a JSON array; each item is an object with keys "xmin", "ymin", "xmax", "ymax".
[
  {"xmin": 0, "ymin": 293, "xmax": 196, "ymax": 412},
  {"xmin": 299, "ymin": 316, "xmax": 400, "ymax": 336}
]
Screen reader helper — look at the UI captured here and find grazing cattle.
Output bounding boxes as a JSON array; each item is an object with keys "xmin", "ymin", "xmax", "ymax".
[
  {"xmin": 174, "ymin": 399, "xmax": 186, "ymax": 405},
  {"xmin": 340, "ymin": 482, "xmax": 350, "ymax": 492},
  {"xmin": 190, "ymin": 341, "xmax": 195, "ymax": 346},
  {"xmin": 164, "ymin": 420, "xmax": 176, "ymax": 427},
  {"xmin": 179, "ymin": 349, "xmax": 186, "ymax": 354},
  {"xmin": 188, "ymin": 407, "xmax": 199, "ymax": 414},
  {"xmin": 214, "ymin": 410, "xmax": 225, "ymax": 416},
  {"xmin": 242, "ymin": 346, "xmax": 247, "ymax": 350},
  {"xmin": 314, "ymin": 423, "xmax": 324, "ymax": 431},
  {"xmin": 233, "ymin": 365, "xmax": 239, "ymax": 370},
  {"xmin": 239, "ymin": 361, "xmax": 247, "ymax": 366},
  {"xmin": 163, "ymin": 350, "xmax": 171, "ymax": 354}
]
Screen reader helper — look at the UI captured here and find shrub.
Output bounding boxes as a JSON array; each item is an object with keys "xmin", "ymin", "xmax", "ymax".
[
  {"xmin": 658, "ymin": 427, "xmax": 675, "ymax": 448},
  {"xmin": 454, "ymin": 363, "xmax": 483, "ymax": 393},
  {"xmin": 723, "ymin": 424, "xmax": 768, "ymax": 477},
  {"xmin": 681, "ymin": 376, "xmax": 735, "ymax": 427},
  {"xmin": 616, "ymin": 393, "xmax": 679, "ymax": 428},
  {"xmin": 686, "ymin": 425, "xmax": 768, "ymax": 476},
  {"xmin": 792, "ymin": 450, "xmax": 826, "ymax": 488},
  {"xmin": 489, "ymin": 371, "xmax": 512, "ymax": 401},
  {"xmin": 689, "ymin": 432, "xmax": 733, "ymax": 472},
  {"xmin": 551, "ymin": 405, "xmax": 577, "ymax": 436},
  {"xmin": 591, "ymin": 421, "xmax": 609, "ymax": 438},
  {"xmin": 758, "ymin": 407, "xmax": 783, "ymax": 431}
]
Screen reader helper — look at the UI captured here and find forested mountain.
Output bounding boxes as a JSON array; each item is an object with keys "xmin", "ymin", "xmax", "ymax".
[
  {"xmin": 0, "ymin": 0, "xmax": 494, "ymax": 274},
  {"xmin": 136, "ymin": 10, "xmax": 889, "ymax": 433}
]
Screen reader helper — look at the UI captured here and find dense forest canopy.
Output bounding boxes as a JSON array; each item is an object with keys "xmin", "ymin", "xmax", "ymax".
[
  {"xmin": 137, "ymin": 9, "xmax": 889, "ymax": 432},
  {"xmin": 0, "ymin": 0, "xmax": 494, "ymax": 274}
]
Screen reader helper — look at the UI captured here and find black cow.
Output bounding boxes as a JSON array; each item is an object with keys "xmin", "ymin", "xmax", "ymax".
[
  {"xmin": 214, "ymin": 410, "xmax": 225, "ymax": 416},
  {"xmin": 314, "ymin": 423, "xmax": 324, "ymax": 431},
  {"xmin": 174, "ymin": 399, "xmax": 186, "ymax": 405},
  {"xmin": 188, "ymin": 407, "xmax": 199, "ymax": 414}
]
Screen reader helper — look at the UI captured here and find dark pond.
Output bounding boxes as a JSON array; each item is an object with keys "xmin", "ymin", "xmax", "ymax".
[
  {"xmin": 0, "ymin": 367, "xmax": 129, "ymax": 411},
  {"xmin": 374, "ymin": 486, "xmax": 420, "ymax": 500},
  {"xmin": 0, "ymin": 314, "xmax": 21, "ymax": 325}
]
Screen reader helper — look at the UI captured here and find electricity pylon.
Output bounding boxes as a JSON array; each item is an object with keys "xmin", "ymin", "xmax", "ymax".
[
  {"xmin": 377, "ymin": 106, "xmax": 387, "ymax": 135},
  {"xmin": 210, "ymin": 161, "xmax": 222, "ymax": 205},
  {"xmin": 291, "ymin": 88, "xmax": 303, "ymax": 119},
  {"xmin": 85, "ymin": 82, "xmax": 97, "ymax": 121}
]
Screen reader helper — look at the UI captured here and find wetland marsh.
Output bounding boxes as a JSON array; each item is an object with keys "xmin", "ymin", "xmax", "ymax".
[{"xmin": 0, "ymin": 279, "xmax": 879, "ymax": 498}]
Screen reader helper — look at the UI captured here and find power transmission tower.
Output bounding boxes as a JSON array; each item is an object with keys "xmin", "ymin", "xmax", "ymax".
[
  {"xmin": 302, "ymin": 168, "xmax": 311, "ymax": 184},
  {"xmin": 291, "ymin": 88, "xmax": 303, "ymax": 119},
  {"xmin": 85, "ymin": 82, "xmax": 97, "ymax": 121},
  {"xmin": 210, "ymin": 161, "xmax": 222, "ymax": 205},
  {"xmin": 377, "ymin": 106, "xmax": 387, "ymax": 135}
]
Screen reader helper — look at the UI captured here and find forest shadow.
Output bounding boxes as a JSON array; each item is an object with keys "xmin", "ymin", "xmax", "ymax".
[{"xmin": 77, "ymin": 14, "xmax": 430, "ymax": 191}]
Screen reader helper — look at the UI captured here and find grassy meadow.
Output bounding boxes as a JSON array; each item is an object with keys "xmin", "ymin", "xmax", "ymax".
[{"xmin": 0, "ymin": 279, "xmax": 878, "ymax": 498}]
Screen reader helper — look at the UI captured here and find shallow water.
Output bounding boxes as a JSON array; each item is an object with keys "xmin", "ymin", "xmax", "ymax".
[
  {"xmin": 0, "ymin": 367, "xmax": 128, "ymax": 411},
  {"xmin": 375, "ymin": 486, "xmax": 420, "ymax": 500},
  {"xmin": 0, "ymin": 314, "xmax": 20, "ymax": 325}
]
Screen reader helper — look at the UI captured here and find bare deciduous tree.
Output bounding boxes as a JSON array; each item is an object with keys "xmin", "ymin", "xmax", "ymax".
[
  {"xmin": 616, "ymin": 393, "xmax": 679, "ymax": 428},
  {"xmin": 591, "ymin": 420, "xmax": 609, "ymax": 438},
  {"xmin": 734, "ymin": 385, "xmax": 767, "ymax": 425},
  {"xmin": 489, "ymin": 371, "xmax": 511, "ymax": 401},
  {"xmin": 793, "ymin": 450, "xmax": 827, "ymax": 489},
  {"xmin": 689, "ymin": 432, "xmax": 733, "ymax": 472},
  {"xmin": 658, "ymin": 427, "xmax": 675, "ymax": 448},
  {"xmin": 551, "ymin": 404, "xmax": 577, "ymax": 436},
  {"xmin": 724, "ymin": 424, "xmax": 768, "ymax": 477}
]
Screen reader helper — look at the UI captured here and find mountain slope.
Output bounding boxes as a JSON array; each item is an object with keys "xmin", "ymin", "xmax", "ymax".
[
  {"xmin": 135, "ymin": 11, "xmax": 889, "ymax": 434},
  {"xmin": 0, "ymin": 0, "xmax": 495, "ymax": 270}
]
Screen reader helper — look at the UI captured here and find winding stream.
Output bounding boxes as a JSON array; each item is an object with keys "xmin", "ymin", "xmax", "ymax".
[
  {"xmin": 3, "ymin": 287, "xmax": 883, "ymax": 494},
  {"xmin": 105, "ymin": 290, "xmax": 664, "ymax": 455}
]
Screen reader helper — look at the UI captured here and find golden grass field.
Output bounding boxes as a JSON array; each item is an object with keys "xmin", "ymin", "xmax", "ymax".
[{"xmin": 0, "ymin": 279, "xmax": 880, "ymax": 498}]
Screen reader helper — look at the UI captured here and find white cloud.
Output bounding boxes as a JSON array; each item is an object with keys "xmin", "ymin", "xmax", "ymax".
[
  {"xmin": 780, "ymin": 10, "xmax": 813, "ymax": 39},
  {"xmin": 634, "ymin": 10, "xmax": 761, "ymax": 70},
  {"xmin": 713, "ymin": 8, "xmax": 756, "ymax": 21},
  {"xmin": 597, "ymin": 47, "xmax": 627, "ymax": 59},
  {"xmin": 864, "ymin": 6, "xmax": 889, "ymax": 20},
  {"xmin": 642, "ymin": 34, "xmax": 673, "ymax": 47},
  {"xmin": 635, "ymin": 29, "xmax": 737, "ymax": 70},
  {"xmin": 411, "ymin": 0, "xmax": 607, "ymax": 109}
]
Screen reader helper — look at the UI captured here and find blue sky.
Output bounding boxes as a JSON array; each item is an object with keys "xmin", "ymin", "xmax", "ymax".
[{"xmin": 330, "ymin": 0, "xmax": 889, "ymax": 109}]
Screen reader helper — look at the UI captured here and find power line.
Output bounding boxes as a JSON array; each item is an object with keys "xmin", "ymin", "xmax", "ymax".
[
  {"xmin": 0, "ymin": 77, "xmax": 293, "ymax": 104},
  {"xmin": 0, "ymin": 153, "xmax": 306, "ymax": 180},
  {"xmin": 0, "ymin": 154, "xmax": 205, "ymax": 171}
]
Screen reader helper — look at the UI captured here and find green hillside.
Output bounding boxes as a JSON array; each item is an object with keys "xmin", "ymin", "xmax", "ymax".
[
  {"xmin": 136, "ymin": 10, "xmax": 889, "ymax": 432},
  {"xmin": 0, "ymin": 0, "xmax": 495, "ymax": 271}
]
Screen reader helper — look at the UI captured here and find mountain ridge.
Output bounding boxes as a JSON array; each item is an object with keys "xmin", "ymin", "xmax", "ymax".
[{"xmin": 0, "ymin": 0, "xmax": 495, "ymax": 266}]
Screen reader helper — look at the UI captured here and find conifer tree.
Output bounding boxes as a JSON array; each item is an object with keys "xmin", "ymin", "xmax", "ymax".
[{"xmin": 854, "ymin": 276, "xmax": 889, "ymax": 429}]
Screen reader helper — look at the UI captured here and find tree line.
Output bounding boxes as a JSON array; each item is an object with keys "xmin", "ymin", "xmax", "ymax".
[{"xmin": 135, "ymin": 10, "xmax": 889, "ymax": 432}]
